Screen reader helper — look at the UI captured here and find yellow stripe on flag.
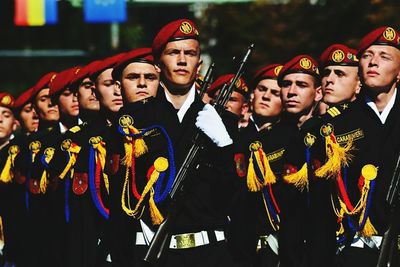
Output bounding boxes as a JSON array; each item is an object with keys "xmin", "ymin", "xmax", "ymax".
[{"xmin": 27, "ymin": 0, "xmax": 45, "ymax": 26}]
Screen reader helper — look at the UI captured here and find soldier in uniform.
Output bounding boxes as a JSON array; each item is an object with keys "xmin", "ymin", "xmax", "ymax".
[
  {"xmin": 19, "ymin": 72, "xmax": 59, "ymax": 267},
  {"xmin": 320, "ymin": 44, "xmax": 361, "ymax": 109},
  {"xmin": 23, "ymin": 66, "xmax": 85, "ymax": 267},
  {"xmin": 50, "ymin": 62, "xmax": 105, "ymax": 267},
  {"xmin": 275, "ymin": 55, "xmax": 338, "ymax": 267},
  {"xmin": 14, "ymin": 86, "xmax": 40, "ymax": 135},
  {"xmin": 112, "ymin": 47, "xmax": 160, "ymax": 104},
  {"xmin": 92, "ymin": 53, "xmax": 126, "ymax": 122},
  {"xmin": 107, "ymin": 48, "xmax": 163, "ymax": 267},
  {"xmin": 331, "ymin": 26, "xmax": 400, "ymax": 267},
  {"xmin": 0, "ymin": 92, "xmax": 20, "ymax": 267},
  {"xmin": 228, "ymin": 63, "xmax": 285, "ymax": 267},
  {"xmin": 108, "ymin": 18, "xmax": 236, "ymax": 267},
  {"xmin": 4, "ymin": 86, "xmax": 41, "ymax": 267},
  {"xmin": 74, "ymin": 60, "xmax": 101, "ymax": 124},
  {"xmin": 206, "ymin": 74, "xmax": 249, "ymax": 119},
  {"xmin": 61, "ymin": 52, "xmax": 130, "ymax": 267},
  {"xmin": 0, "ymin": 93, "xmax": 17, "ymax": 150}
]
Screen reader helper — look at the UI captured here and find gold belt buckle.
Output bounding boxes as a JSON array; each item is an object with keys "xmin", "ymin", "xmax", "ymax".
[
  {"xmin": 175, "ymin": 233, "xmax": 196, "ymax": 249},
  {"xmin": 259, "ymin": 235, "xmax": 269, "ymax": 249}
]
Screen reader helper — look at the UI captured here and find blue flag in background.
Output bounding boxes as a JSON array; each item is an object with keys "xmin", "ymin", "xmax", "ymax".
[
  {"xmin": 84, "ymin": 0, "xmax": 127, "ymax": 23},
  {"xmin": 45, "ymin": 0, "xmax": 58, "ymax": 24}
]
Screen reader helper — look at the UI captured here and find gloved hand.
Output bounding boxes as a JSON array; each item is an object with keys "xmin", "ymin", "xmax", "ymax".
[{"xmin": 195, "ymin": 104, "xmax": 233, "ymax": 147}]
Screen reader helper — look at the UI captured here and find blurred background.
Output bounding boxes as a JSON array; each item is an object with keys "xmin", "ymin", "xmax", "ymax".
[{"xmin": 1, "ymin": 0, "xmax": 400, "ymax": 96}]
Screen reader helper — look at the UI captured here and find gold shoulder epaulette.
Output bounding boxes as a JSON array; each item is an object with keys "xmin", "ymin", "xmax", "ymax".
[
  {"xmin": 68, "ymin": 126, "xmax": 81, "ymax": 133},
  {"xmin": 327, "ymin": 106, "xmax": 341, "ymax": 118}
]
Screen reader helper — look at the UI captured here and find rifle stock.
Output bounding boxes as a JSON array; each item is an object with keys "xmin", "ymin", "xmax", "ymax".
[{"xmin": 143, "ymin": 44, "xmax": 254, "ymax": 265}]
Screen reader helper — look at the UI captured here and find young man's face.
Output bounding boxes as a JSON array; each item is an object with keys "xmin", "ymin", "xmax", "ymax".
[
  {"xmin": 58, "ymin": 88, "xmax": 79, "ymax": 117},
  {"xmin": 121, "ymin": 62, "xmax": 160, "ymax": 103},
  {"xmin": 0, "ymin": 106, "xmax": 17, "ymax": 142},
  {"xmin": 252, "ymin": 78, "xmax": 282, "ymax": 118},
  {"xmin": 281, "ymin": 73, "xmax": 322, "ymax": 115},
  {"xmin": 34, "ymin": 88, "xmax": 60, "ymax": 122},
  {"xmin": 96, "ymin": 68, "xmax": 123, "ymax": 113},
  {"xmin": 159, "ymin": 39, "xmax": 201, "ymax": 90},
  {"xmin": 19, "ymin": 102, "xmax": 39, "ymax": 133},
  {"xmin": 321, "ymin": 65, "xmax": 360, "ymax": 105},
  {"xmin": 212, "ymin": 90, "xmax": 246, "ymax": 116},
  {"xmin": 78, "ymin": 77, "xmax": 99, "ymax": 111},
  {"xmin": 359, "ymin": 45, "xmax": 400, "ymax": 92}
]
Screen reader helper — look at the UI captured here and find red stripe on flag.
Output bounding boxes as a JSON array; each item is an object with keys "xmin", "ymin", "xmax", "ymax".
[{"xmin": 14, "ymin": 0, "xmax": 29, "ymax": 26}]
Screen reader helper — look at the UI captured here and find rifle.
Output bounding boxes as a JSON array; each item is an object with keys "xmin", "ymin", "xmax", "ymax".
[
  {"xmin": 198, "ymin": 62, "xmax": 215, "ymax": 100},
  {"xmin": 143, "ymin": 44, "xmax": 254, "ymax": 265},
  {"xmin": 377, "ymin": 151, "xmax": 400, "ymax": 267}
]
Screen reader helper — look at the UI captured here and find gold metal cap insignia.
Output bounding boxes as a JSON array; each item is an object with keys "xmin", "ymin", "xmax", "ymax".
[
  {"xmin": 274, "ymin": 66, "xmax": 283, "ymax": 76},
  {"xmin": 383, "ymin": 27, "xmax": 396, "ymax": 41},
  {"xmin": 1, "ymin": 95, "xmax": 12, "ymax": 106},
  {"xmin": 300, "ymin": 58, "xmax": 312, "ymax": 70},
  {"xmin": 180, "ymin": 21, "xmax": 193, "ymax": 35},
  {"xmin": 332, "ymin": 49, "xmax": 345, "ymax": 63}
]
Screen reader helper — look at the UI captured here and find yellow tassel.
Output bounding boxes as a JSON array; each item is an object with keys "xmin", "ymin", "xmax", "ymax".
[
  {"xmin": 315, "ymin": 135, "xmax": 353, "ymax": 179},
  {"xmin": 58, "ymin": 145, "xmax": 81, "ymax": 179},
  {"xmin": 149, "ymin": 188, "xmax": 164, "ymax": 225},
  {"xmin": 360, "ymin": 216, "xmax": 377, "ymax": 237},
  {"xmin": 0, "ymin": 145, "xmax": 19, "ymax": 183},
  {"xmin": 261, "ymin": 151, "xmax": 276, "ymax": 185},
  {"xmin": 93, "ymin": 141, "xmax": 109, "ymax": 194},
  {"xmin": 283, "ymin": 163, "xmax": 309, "ymax": 191},
  {"xmin": 122, "ymin": 138, "xmax": 133, "ymax": 167},
  {"xmin": 246, "ymin": 156, "xmax": 263, "ymax": 192},
  {"xmin": 128, "ymin": 126, "xmax": 148, "ymax": 158},
  {"xmin": 133, "ymin": 138, "xmax": 148, "ymax": 158},
  {"xmin": 103, "ymin": 173, "xmax": 109, "ymax": 194},
  {"xmin": 246, "ymin": 143, "xmax": 276, "ymax": 192},
  {"xmin": 0, "ymin": 155, "xmax": 13, "ymax": 183},
  {"xmin": 39, "ymin": 171, "xmax": 48, "ymax": 193},
  {"xmin": 336, "ymin": 221, "xmax": 345, "ymax": 236}
]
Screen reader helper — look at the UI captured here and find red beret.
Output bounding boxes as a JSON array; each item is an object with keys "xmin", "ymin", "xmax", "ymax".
[
  {"xmin": 0, "ymin": 92, "xmax": 15, "ymax": 109},
  {"xmin": 14, "ymin": 87, "xmax": 35, "ymax": 110},
  {"xmin": 278, "ymin": 55, "xmax": 320, "ymax": 87},
  {"xmin": 70, "ymin": 60, "xmax": 102, "ymax": 87},
  {"xmin": 320, "ymin": 44, "xmax": 358, "ymax": 68},
  {"xmin": 207, "ymin": 74, "xmax": 249, "ymax": 97},
  {"xmin": 32, "ymin": 72, "xmax": 57, "ymax": 96},
  {"xmin": 112, "ymin": 47, "xmax": 154, "ymax": 80},
  {"xmin": 358, "ymin": 26, "xmax": 400, "ymax": 56},
  {"xmin": 252, "ymin": 64, "xmax": 283, "ymax": 85},
  {"xmin": 49, "ymin": 66, "xmax": 81, "ymax": 96},
  {"xmin": 152, "ymin": 19, "xmax": 199, "ymax": 59},
  {"xmin": 89, "ymin": 53, "xmax": 126, "ymax": 80}
]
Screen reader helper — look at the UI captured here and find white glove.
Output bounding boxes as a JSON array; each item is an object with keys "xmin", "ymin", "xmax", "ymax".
[{"xmin": 195, "ymin": 104, "xmax": 233, "ymax": 147}]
